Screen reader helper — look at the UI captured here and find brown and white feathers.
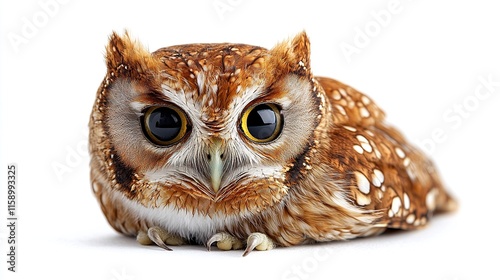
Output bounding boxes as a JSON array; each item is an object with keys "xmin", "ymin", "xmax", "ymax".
[{"xmin": 89, "ymin": 31, "xmax": 456, "ymax": 254}]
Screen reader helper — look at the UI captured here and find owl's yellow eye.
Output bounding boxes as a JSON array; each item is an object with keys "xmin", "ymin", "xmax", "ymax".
[
  {"xmin": 241, "ymin": 103, "xmax": 283, "ymax": 143},
  {"xmin": 142, "ymin": 106, "xmax": 189, "ymax": 146}
]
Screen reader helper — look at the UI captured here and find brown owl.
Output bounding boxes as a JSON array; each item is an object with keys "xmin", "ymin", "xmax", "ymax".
[{"xmin": 89, "ymin": 31, "xmax": 456, "ymax": 256}]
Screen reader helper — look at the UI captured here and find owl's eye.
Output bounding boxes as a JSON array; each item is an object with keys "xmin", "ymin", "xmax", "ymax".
[
  {"xmin": 241, "ymin": 103, "xmax": 283, "ymax": 143},
  {"xmin": 142, "ymin": 106, "xmax": 189, "ymax": 146}
]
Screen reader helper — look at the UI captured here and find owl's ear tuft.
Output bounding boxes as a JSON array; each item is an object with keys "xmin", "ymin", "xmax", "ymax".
[
  {"xmin": 269, "ymin": 31, "xmax": 311, "ymax": 77},
  {"xmin": 105, "ymin": 30, "xmax": 159, "ymax": 76}
]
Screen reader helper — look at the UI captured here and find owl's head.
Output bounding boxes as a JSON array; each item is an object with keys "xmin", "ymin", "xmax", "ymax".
[{"xmin": 92, "ymin": 31, "xmax": 325, "ymax": 214}]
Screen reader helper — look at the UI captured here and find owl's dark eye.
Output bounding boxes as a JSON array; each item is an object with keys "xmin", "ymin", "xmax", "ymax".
[
  {"xmin": 241, "ymin": 103, "xmax": 283, "ymax": 143},
  {"xmin": 142, "ymin": 106, "xmax": 189, "ymax": 146}
]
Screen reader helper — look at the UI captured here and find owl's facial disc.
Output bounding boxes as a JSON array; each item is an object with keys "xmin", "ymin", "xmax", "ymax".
[{"xmin": 104, "ymin": 34, "xmax": 320, "ymax": 199}]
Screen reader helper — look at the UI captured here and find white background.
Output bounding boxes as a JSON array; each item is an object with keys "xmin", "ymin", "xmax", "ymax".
[{"xmin": 1, "ymin": 0, "xmax": 499, "ymax": 279}]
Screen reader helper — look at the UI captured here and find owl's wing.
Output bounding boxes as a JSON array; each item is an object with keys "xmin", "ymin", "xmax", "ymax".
[
  {"xmin": 315, "ymin": 77, "xmax": 385, "ymax": 127},
  {"xmin": 316, "ymin": 77, "xmax": 456, "ymax": 229}
]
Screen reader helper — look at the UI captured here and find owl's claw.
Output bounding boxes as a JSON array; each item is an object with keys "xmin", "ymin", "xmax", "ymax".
[
  {"xmin": 147, "ymin": 227, "xmax": 173, "ymax": 251},
  {"xmin": 206, "ymin": 232, "xmax": 274, "ymax": 256},
  {"xmin": 136, "ymin": 226, "xmax": 185, "ymax": 251},
  {"xmin": 206, "ymin": 232, "xmax": 243, "ymax": 251},
  {"xmin": 243, "ymin": 232, "xmax": 274, "ymax": 257}
]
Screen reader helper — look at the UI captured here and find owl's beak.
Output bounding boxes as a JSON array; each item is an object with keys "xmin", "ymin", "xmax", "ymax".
[{"xmin": 208, "ymin": 141, "xmax": 224, "ymax": 193}]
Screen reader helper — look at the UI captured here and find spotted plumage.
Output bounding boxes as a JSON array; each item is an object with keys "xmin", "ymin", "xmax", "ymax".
[{"xmin": 89, "ymin": 31, "xmax": 456, "ymax": 255}]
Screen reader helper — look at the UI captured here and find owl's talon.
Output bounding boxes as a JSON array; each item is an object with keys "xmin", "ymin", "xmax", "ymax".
[
  {"xmin": 206, "ymin": 233, "xmax": 222, "ymax": 251},
  {"xmin": 206, "ymin": 232, "xmax": 243, "ymax": 251},
  {"xmin": 137, "ymin": 226, "xmax": 185, "ymax": 251},
  {"xmin": 243, "ymin": 232, "xmax": 274, "ymax": 257},
  {"xmin": 148, "ymin": 227, "xmax": 173, "ymax": 251}
]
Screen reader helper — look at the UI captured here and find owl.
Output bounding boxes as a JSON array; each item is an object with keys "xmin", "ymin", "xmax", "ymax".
[{"xmin": 89, "ymin": 31, "xmax": 456, "ymax": 256}]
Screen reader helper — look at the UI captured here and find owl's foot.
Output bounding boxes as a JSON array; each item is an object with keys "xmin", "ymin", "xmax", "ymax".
[
  {"xmin": 137, "ymin": 226, "xmax": 185, "ymax": 251},
  {"xmin": 243, "ymin": 232, "xmax": 274, "ymax": 256},
  {"xmin": 206, "ymin": 232, "xmax": 244, "ymax": 251},
  {"xmin": 206, "ymin": 232, "xmax": 274, "ymax": 256}
]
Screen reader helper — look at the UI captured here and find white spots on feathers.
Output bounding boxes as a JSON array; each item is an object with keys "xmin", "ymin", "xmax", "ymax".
[
  {"xmin": 361, "ymin": 95, "xmax": 371, "ymax": 105},
  {"xmin": 388, "ymin": 201, "xmax": 400, "ymax": 218},
  {"xmin": 336, "ymin": 104, "xmax": 347, "ymax": 116},
  {"xmin": 391, "ymin": 196, "xmax": 402, "ymax": 215},
  {"xmin": 359, "ymin": 107, "xmax": 370, "ymax": 118},
  {"xmin": 406, "ymin": 214, "xmax": 416, "ymax": 224},
  {"xmin": 354, "ymin": 171, "xmax": 370, "ymax": 195},
  {"xmin": 356, "ymin": 193, "xmax": 371, "ymax": 206},
  {"xmin": 352, "ymin": 134, "xmax": 375, "ymax": 155},
  {"xmin": 353, "ymin": 145, "xmax": 364, "ymax": 154},
  {"xmin": 356, "ymin": 135, "xmax": 372, "ymax": 153},
  {"xmin": 338, "ymin": 88, "xmax": 347, "ymax": 97},
  {"xmin": 332, "ymin": 90, "xmax": 341, "ymax": 100},
  {"xmin": 372, "ymin": 169, "xmax": 384, "ymax": 187},
  {"xmin": 426, "ymin": 188, "xmax": 439, "ymax": 211},
  {"xmin": 343, "ymin": 126, "xmax": 356, "ymax": 132},
  {"xmin": 395, "ymin": 147, "xmax": 406, "ymax": 159},
  {"xmin": 403, "ymin": 193, "xmax": 410, "ymax": 210}
]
